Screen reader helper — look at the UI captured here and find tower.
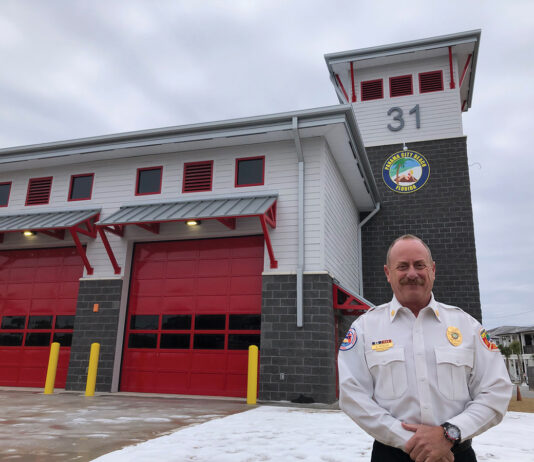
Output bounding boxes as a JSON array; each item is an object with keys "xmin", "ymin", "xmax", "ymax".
[{"xmin": 325, "ymin": 30, "xmax": 482, "ymax": 320}]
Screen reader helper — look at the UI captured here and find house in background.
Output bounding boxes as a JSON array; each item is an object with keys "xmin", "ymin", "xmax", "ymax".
[{"xmin": 489, "ymin": 326, "xmax": 534, "ymax": 384}]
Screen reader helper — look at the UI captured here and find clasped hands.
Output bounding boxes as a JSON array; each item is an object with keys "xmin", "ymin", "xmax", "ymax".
[{"xmin": 402, "ymin": 422, "xmax": 455, "ymax": 462}]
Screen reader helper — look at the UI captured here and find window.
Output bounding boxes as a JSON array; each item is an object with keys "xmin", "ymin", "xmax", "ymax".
[
  {"xmin": 0, "ymin": 182, "xmax": 11, "ymax": 207},
  {"xmin": 235, "ymin": 157, "xmax": 265, "ymax": 187},
  {"xmin": 136, "ymin": 167, "xmax": 162, "ymax": 195},
  {"xmin": 26, "ymin": 177, "xmax": 52, "ymax": 206},
  {"xmin": 69, "ymin": 174, "xmax": 94, "ymax": 201},
  {"xmin": 390, "ymin": 75, "xmax": 413, "ymax": 97},
  {"xmin": 183, "ymin": 161, "xmax": 213, "ymax": 193},
  {"xmin": 361, "ymin": 79, "xmax": 383, "ymax": 101},
  {"xmin": 419, "ymin": 70, "xmax": 444, "ymax": 93}
]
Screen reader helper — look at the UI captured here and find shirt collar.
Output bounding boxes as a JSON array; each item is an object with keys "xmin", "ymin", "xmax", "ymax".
[{"xmin": 389, "ymin": 293, "xmax": 441, "ymax": 322}]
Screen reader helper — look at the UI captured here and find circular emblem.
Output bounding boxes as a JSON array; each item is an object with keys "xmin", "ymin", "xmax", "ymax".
[
  {"xmin": 340, "ymin": 327, "xmax": 357, "ymax": 351},
  {"xmin": 446, "ymin": 326, "xmax": 462, "ymax": 346},
  {"xmin": 382, "ymin": 150, "xmax": 430, "ymax": 194}
]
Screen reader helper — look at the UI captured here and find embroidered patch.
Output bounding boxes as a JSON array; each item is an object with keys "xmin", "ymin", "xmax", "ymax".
[
  {"xmin": 371, "ymin": 339, "xmax": 394, "ymax": 351},
  {"xmin": 340, "ymin": 327, "xmax": 357, "ymax": 351},
  {"xmin": 447, "ymin": 326, "xmax": 462, "ymax": 346},
  {"xmin": 479, "ymin": 328, "xmax": 499, "ymax": 351}
]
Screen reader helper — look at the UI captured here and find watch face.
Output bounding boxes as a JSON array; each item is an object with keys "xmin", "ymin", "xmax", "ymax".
[{"xmin": 447, "ymin": 425, "xmax": 460, "ymax": 440}]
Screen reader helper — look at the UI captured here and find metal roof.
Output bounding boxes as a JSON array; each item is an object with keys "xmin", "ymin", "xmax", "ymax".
[
  {"xmin": 324, "ymin": 30, "xmax": 481, "ymax": 64},
  {"xmin": 0, "ymin": 209, "xmax": 100, "ymax": 232},
  {"xmin": 97, "ymin": 195, "xmax": 277, "ymax": 226},
  {"xmin": 488, "ymin": 326, "xmax": 534, "ymax": 336}
]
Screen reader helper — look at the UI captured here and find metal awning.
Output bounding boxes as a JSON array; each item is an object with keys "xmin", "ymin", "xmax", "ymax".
[
  {"xmin": 333, "ymin": 283, "xmax": 374, "ymax": 315},
  {"xmin": 96, "ymin": 195, "xmax": 278, "ymax": 274},
  {"xmin": 0, "ymin": 209, "xmax": 100, "ymax": 275}
]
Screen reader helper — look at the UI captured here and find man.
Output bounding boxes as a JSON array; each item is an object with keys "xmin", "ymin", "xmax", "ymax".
[{"xmin": 338, "ymin": 235, "xmax": 512, "ymax": 462}]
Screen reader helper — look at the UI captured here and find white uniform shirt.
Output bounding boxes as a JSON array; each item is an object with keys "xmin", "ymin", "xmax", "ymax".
[{"xmin": 338, "ymin": 294, "xmax": 513, "ymax": 450}]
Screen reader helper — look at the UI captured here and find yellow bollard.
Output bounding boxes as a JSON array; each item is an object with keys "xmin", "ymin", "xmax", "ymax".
[
  {"xmin": 85, "ymin": 342, "xmax": 100, "ymax": 397},
  {"xmin": 247, "ymin": 345, "xmax": 259, "ymax": 405},
  {"xmin": 44, "ymin": 342, "xmax": 61, "ymax": 394}
]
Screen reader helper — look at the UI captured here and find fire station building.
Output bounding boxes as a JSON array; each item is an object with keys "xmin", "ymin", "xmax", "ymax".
[{"xmin": 0, "ymin": 31, "xmax": 481, "ymax": 403}]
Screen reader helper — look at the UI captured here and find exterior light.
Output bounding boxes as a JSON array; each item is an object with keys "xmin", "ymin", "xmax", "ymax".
[
  {"xmin": 23, "ymin": 230, "xmax": 36, "ymax": 236},
  {"xmin": 186, "ymin": 220, "xmax": 201, "ymax": 226}
]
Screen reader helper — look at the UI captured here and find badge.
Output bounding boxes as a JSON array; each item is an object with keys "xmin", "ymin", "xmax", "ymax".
[
  {"xmin": 446, "ymin": 326, "xmax": 462, "ymax": 346},
  {"xmin": 371, "ymin": 339, "xmax": 393, "ymax": 351},
  {"xmin": 479, "ymin": 328, "xmax": 499, "ymax": 351},
  {"xmin": 340, "ymin": 327, "xmax": 357, "ymax": 351}
]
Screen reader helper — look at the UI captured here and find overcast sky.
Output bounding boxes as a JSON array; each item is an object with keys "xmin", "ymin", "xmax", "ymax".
[{"xmin": 1, "ymin": 0, "xmax": 532, "ymax": 328}]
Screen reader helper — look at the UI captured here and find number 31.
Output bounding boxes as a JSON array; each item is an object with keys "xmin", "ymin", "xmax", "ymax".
[{"xmin": 387, "ymin": 105, "xmax": 420, "ymax": 132}]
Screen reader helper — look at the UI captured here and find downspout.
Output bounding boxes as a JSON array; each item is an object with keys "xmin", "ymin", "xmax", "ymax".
[
  {"xmin": 292, "ymin": 116, "xmax": 304, "ymax": 327},
  {"xmin": 357, "ymin": 202, "xmax": 380, "ymax": 295}
]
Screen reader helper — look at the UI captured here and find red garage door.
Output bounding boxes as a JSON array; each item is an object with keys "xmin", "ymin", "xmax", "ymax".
[
  {"xmin": 0, "ymin": 247, "xmax": 83, "ymax": 387},
  {"xmin": 120, "ymin": 236, "xmax": 263, "ymax": 397}
]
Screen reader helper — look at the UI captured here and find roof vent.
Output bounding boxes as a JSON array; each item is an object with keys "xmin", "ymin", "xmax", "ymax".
[
  {"xmin": 26, "ymin": 177, "xmax": 52, "ymax": 205},
  {"xmin": 419, "ymin": 71, "xmax": 444, "ymax": 93},
  {"xmin": 390, "ymin": 75, "xmax": 413, "ymax": 97},
  {"xmin": 183, "ymin": 161, "xmax": 213, "ymax": 193},
  {"xmin": 361, "ymin": 79, "xmax": 383, "ymax": 101}
]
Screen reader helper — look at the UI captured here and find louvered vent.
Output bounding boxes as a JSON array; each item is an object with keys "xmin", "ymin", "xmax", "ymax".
[
  {"xmin": 361, "ymin": 79, "xmax": 383, "ymax": 101},
  {"xmin": 419, "ymin": 71, "xmax": 443, "ymax": 93},
  {"xmin": 26, "ymin": 177, "xmax": 52, "ymax": 205},
  {"xmin": 390, "ymin": 75, "xmax": 413, "ymax": 97},
  {"xmin": 183, "ymin": 161, "xmax": 213, "ymax": 192}
]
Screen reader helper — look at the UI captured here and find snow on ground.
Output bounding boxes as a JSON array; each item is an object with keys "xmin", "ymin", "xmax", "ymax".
[{"xmin": 93, "ymin": 407, "xmax": 534, "ymax": 462}]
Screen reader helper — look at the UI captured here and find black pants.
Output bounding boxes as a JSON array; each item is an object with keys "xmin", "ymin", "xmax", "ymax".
[{"xmin": 371, "ymin": 440, "xmax": 477, "ymax": 462}]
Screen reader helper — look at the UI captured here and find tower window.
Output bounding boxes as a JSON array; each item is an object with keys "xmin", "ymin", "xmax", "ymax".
[
  {"xmin": 419, "ymin": 70, "xmax": 444, "ymax": 93},
  {"xmin": 361, "ymin": 79, "xmax": 383, "ymax": 101},
  {"xmin": 390, "ymin": 75, "xmax": 413, "ymax": 97},
  {"xmin": 136, "ymin": 167, "xmax": 163, "ymax": 195}
]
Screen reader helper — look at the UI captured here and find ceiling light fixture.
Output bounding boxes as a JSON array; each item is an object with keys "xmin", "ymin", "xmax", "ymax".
[
  {"xmin": 186, "ymin": 220, "xmax": 201, "ymax": 226},
  {"xmin": 23, "ymin": 230, "xmax": 36, "ymax": 236}
]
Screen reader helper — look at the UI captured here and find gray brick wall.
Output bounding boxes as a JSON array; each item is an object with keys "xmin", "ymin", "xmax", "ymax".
[
  {"xmin": 362, "ymin": 137, "xmax": 481, "ymax": 321},
  {"xmin": 65, "ymin": 279, "xmax": 122, "ymax": 392},
  {"xmin": 259, "ymin": 274, "xmax": 337, "ymax": 403}
]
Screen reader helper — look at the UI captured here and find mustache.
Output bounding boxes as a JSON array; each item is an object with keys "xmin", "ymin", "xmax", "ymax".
[{"xmin": 400, "ymin": 277, "xmax": 425, "ymax": 286}]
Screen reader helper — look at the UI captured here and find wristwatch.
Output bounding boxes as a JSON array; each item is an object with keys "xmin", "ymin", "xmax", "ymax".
[{"xmin": 441, "ymin": 422, "xmax": 461, "ymax": 446}]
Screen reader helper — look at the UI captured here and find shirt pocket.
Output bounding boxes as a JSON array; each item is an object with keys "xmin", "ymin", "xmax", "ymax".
[
  {"xmin": 434, "ymin": 347, "xmax": 474, "ymax": 401},
  {"xmin": 365, "ymin": 348, "xmax": 407, "ymax": 400}
]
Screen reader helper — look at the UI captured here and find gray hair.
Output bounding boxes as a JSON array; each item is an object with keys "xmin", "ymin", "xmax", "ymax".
[{"xmin": 386, "ymin": 234, "xmax": 433, "ymax": 265}]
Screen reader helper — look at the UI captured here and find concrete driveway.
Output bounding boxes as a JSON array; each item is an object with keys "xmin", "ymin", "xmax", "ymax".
[{"xmin": 0, "ymin": 388, "xmax": 251, "ymax": 461}]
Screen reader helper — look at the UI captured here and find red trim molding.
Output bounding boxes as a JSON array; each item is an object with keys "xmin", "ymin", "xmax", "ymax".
[{"xmin": 350, "ymin": 62, "xmax": 356, "ymax": 102}]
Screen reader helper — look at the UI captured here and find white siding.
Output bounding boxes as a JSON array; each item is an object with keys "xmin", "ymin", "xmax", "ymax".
[
  {"xmin": 322, "ymin": 142, "xmax": 361, "ymax": 295},
  {"xmin": 338, "ymin": 56, "xmax": 463, "ymax": 146},
  {"xmin": 0, "ymin": 138, "xmax": 327, "ymax": 278}
]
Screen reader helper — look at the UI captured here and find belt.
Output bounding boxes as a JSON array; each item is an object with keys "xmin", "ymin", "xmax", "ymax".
[{"xmin": 453, "ymin": 438, "xmax": 472, "ymax": 454}]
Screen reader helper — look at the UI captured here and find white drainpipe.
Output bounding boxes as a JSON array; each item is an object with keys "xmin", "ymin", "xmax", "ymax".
[{"xmin": 292, "ymin": 116, "xmax": 304, "ymax": 327}]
